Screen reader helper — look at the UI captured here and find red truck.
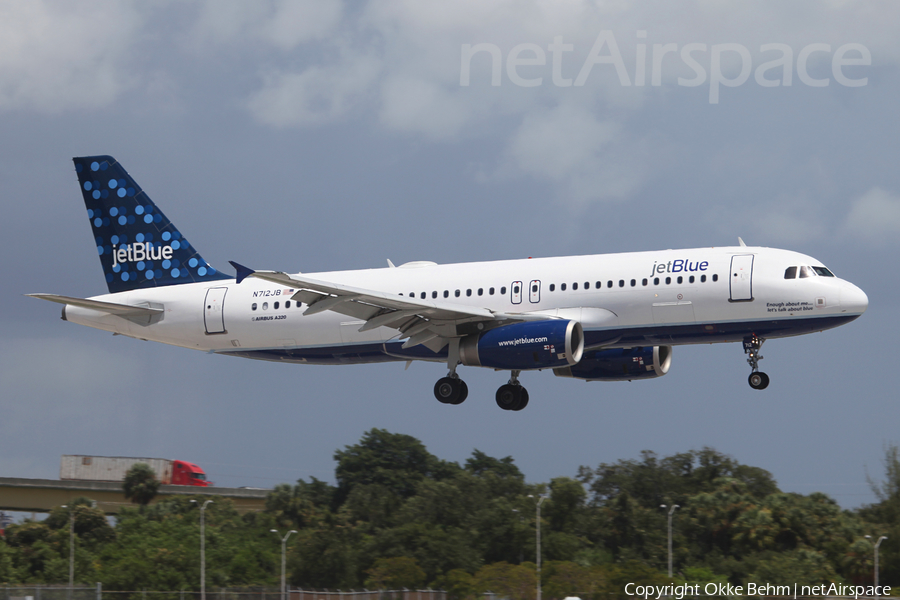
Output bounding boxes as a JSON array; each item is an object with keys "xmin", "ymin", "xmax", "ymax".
[{"xmin": 61, "ymin": 455, "xmax": 210, "ymax": 487}]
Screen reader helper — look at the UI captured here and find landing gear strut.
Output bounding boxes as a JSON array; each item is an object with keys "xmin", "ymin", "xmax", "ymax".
[
  {"xmin": 434, "ymin": 339, "xmax": 468, "ymax": 405},
  {"xmin": 743, "ymin": 336, "xmax": 769, "ymax": 390},
  {"xmin": 496, "ymin": 370, "xmax": 529, "ymax": 411}
]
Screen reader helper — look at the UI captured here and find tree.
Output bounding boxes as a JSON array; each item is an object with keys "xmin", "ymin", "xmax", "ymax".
[
  {"xmin": 364, "ymin": 556, "xmax": 426, "ymax": 589},
  {"xmin": 123, "ymin": 463, "xmax": 160, "ymax": 506}
]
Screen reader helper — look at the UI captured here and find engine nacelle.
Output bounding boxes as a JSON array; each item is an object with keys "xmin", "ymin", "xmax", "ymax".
[
  {"xmin": 460, "ymin": 320, "xmax": 584, "ymax": 370},
  {"xmin": 553, "ymin": 346, "xmax": 672, "ymax": 381}
]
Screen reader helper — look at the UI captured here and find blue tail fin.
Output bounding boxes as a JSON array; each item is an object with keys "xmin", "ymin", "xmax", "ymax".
[{"xmin": 74, "ymin": 156, "xmax": 230, "ymax": 294}]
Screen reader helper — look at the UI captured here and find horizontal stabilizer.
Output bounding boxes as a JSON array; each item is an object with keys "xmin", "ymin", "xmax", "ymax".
[{"xmin": 27, "ymin": 294, "xmax": 163, "ymax": 317}]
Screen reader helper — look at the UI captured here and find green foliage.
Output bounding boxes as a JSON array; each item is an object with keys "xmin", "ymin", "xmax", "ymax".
[
  {"xmin": 473, "ymin": 562, "xmax": 537, "ymax": 600},
  {"xmin": 123, "ymin": 463, "xmax": 161, "ymax": 506},
  {"xmin": 364, "ymin": 556, "xmax": 426, "ymax": 589},
  {"xmin": 2, "ymin": 435, "xmax": 896, "ymax": 590}
]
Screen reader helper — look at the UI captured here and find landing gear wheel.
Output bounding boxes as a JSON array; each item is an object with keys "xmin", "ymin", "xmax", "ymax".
[
  {"xmin": 512, "ymin": 388, "xmax": 529, "ymax": 411},
  {"xmin": 452, "ymin": 380, "xmax": 469, "ymax": 405},
  {"xmin": 434, "ymin": 377, "xmax": 462, "ymax": 404},
  {"xmin": 748, "ymin": 372, "xmax": 769, "ymax": 390},
  {"xmin": 496, "ymin": 384, "xmax": 529, "ymax": 411}
]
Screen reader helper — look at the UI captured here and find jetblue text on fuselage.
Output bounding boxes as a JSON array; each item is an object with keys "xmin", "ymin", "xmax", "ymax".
[
  {"xmin": 649, "ymin": 259, "xmax": 708, "ymax": 277},
  {"xmin": 111, "ymin": 242, "xmax": 173, "ymax": 268}
]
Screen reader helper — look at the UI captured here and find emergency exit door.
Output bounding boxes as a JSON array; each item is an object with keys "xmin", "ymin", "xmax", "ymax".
[
  {"xmin": 204, "ymin": 287, "xmax": 227, "ymax": 334},
  {"xmin": 729, "ymin": 255, "xmax": 754, "ymax": 302}
]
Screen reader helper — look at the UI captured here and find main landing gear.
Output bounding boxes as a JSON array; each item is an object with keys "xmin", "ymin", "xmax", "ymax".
[
  {"xmin": 495, "ymin": 370, "xmax": 529, "ymax": 412},
  {"xmin": 434, "ymin": 373, "xmax": 468, "ymax": 405},
  {"xmin": 744, "ymin": 336, "xmax": 769, "ymax": 390}
]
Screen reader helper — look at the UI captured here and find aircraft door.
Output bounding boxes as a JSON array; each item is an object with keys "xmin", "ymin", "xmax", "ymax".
[
  {"xmin": 729, "ymin": 255, "xmax": 754, "ymax": 301},
  {"xmin": 511, "ymin": 281, "xmax": 523, "ymax": 304},
  {"xmin": 204, "ymin": 287, "xmax": 227, "ymax": 334},
  {"xmin": 529, "ymin": 280, "xmax": 541, "ymax": 303}
]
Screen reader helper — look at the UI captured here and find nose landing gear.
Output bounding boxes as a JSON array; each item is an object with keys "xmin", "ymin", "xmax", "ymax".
[
  {"xmin": 744, "ymin": 336, "xmax": 769, "ymax": 390},
  {"xmin": 495, "ymin": 370, "xmax": 529, "ymax": 411}
]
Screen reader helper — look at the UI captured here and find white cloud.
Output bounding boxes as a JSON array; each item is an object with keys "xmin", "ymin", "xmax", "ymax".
[
  {"xmin": 502, "ymin": 104, "xmax": 644, "ymax": 205},
  {"xmin": 0, "ymin": 0, "xmax": 141, "ymax": 112},
  {"xmin": 247, "ymin": 53, "xmax": 381, "ymax": 127},
  {"xmin": 843, "ymin": 187, "xmax": 900, "ymax": 244},
  {"xmin": 193, "ymin": 0, "xmax": 343, "ymax": 49}
]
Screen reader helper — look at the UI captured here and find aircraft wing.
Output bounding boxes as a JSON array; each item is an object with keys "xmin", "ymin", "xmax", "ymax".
[{"xmin": 229, "ymin": 262, "xmax": 549, "ymax": 352}]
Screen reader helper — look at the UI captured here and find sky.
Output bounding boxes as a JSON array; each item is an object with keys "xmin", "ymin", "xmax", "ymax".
[{"xmin": 1, "ymin": 0, "xmax": 899, "ymax": 514}]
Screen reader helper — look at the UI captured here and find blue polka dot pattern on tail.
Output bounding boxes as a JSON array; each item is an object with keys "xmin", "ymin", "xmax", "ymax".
[{"xmin": 73, "ymin": 155, "xmax": 230, "ymax": 294}]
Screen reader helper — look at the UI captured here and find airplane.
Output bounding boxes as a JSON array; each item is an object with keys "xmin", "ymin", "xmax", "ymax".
[{"xmin": 30, "ymin": 156, "xmax": 868, "ymax": 411}]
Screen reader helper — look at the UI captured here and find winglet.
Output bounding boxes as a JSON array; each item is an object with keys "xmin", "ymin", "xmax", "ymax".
[
  {"xmin": 229, "ymin": 261, "xmax": 255, "ymax": 284},
  {"xmin": 738, "ymin": 237, "xmax": 747, "ymax": 247}
]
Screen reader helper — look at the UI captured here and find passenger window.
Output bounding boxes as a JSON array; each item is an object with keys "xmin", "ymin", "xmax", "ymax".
[
  {"xmin": 595, "ymin": 281, "xmax": 601, "ymax": 289},
  {"xmin": 666, "ymin": 277, "xmax": 671, "ymax": 284},
  {"xmin": 531, "ymin": 284, "xmax": 538, "ymax": 293},
  {"xmin": 701, "ymin": 274, "xmax": 707, "ymax": 283},
  {"xmin": 274, "ymin": 301, "xmax": 280, "ymax": 310},
  {"xmin": 455, "ymin": 290, "xmax": 461, "ymax": 297},
  {"xmin": 784, "ymin": 266, "xmax": 797, "ymax": 279},
  {"xmin": 561, "ymin": 283, "xmax": 567, "ymax": 291},
  {"xmin": 421, "ymin": 292, "xmax": 426, "ymax": 299},
  {"xmin": 712, "ymin": 274, "xmax": 718, "ymax": 282},
  {"xmin": 513, "ymin": 285, "xmax": 520, "ymax": 294},
  {"xmin": 549, "ymin": 284, "xmax": 555, "ymax": 292},
  {"xmin": 584, "ymin": 281, "xmax": 589, "ymax": 289},
  {"xmin": 573, "ymin": 282, "xmax": 578, "ymax": 290},
  {"xmin": 251, "ymin": 303, "xmax": 257, "ymax": 311},
  {"xmin": 799, "ymin": 266, "xmax": 812, "ymax": 278},
  {"xmin": 607, "ymin": 280, "xmax": 613, "ymax": 288},
  {"xmin": 642, "ymin": 278, "xmax": 648, "ymax": 286},
  {"xmin": 478, "ymin": 288, "xmax": 483, "ymax": 296},
  {"xmin": 409, "ymin": 292, "xmax": 415, "ymax": 297},
  {"xmin": 689, "ymin": 275, "xmax": 695, "ymax": 283},
  {"xmin": 466, "ymin": 289, "xmax": 472, "ymax": 297},
  {"xmin": 262, "ymin": 302, "xmax": 268, "ymax": 310},
  {"xmin": 285, "ymin": 301, "xmax": 291, "ymax": 308},
  {"xmin": 619, "ymin": 280, "xmax": 625, "ymax": 287},
  {"xmin": 654, "ymin": 277, "xmax": 659, "ymax": 285},
  {"xmin": 630, "ymin": 279, "xmax": 636, "ymax": 287},
  {"xmin": 443, "ymin": 290, "xmax": 449, "ymax": 298},
  {"xmin": 489, "ymin": 287, "xmax": 495, "ymax": 295},
  {"xmin": 501, "ymin": 286, "xmax": 507, "ymax": 294},
  {"xmin": 677, "ymin": 276, "xmax": 682, "ymax": 284},
  {"xmin": 432, "ymin": 291, "xmax": 437, "ymax": 298}
]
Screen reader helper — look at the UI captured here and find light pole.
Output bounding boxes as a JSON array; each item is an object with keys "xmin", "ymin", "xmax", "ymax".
[
  {"xmin": 865, "ymin": 535, "xmax": 888, "ymax": 589},
  {"xmin": 528, "ymin": 494, "xmax": 548, "ymax": 600},
  {"xmin": 192, "ymin": 500, "xmax": 214, "ymax": 600},
  {"xmin": 271, "ymin": 529, "xmax": 297, "ymax": 600},
  {"xmin": 660, "ymin": 504, "xmax": 679, "ymax": 578},
  {"xmin": 60, "ymin": 505, "xmax": 74, "ymax": 589}
]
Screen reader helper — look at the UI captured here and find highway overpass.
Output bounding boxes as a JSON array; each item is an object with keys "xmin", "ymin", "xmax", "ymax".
[{"xmin": 0, "ymin": 477, "xmax": 269, "ymax": 514}]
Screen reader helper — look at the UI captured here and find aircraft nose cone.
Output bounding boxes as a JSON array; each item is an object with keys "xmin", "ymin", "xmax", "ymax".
[{"xmin": 840, "ymin": 281, "xmax": 868, "ymax": 314}]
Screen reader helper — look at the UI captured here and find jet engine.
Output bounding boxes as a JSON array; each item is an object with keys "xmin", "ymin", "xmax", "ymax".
[
  {"xmin": 459, "ymin": 320, "xmax": 583, "ymax": 370},
  {"xmin": 553, "ymin": 346, "xmax": 672, "ymax": 381}
]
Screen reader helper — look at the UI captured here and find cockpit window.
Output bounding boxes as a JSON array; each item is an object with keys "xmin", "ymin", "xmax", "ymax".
[
  {"xmin": 799, "ymin": 266, "xmax": 812, "ymax": 278},
  {"xmin": 812, "ymin": 266, "xmax": 834, "ymax": 277},
  {"xmin": 784, "ymin": 266, "xmax": 797, "ymax": 279}
]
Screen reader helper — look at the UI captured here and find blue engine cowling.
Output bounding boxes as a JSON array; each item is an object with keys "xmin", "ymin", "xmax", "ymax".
[
  {"xmin": 459, "ymin": 320, "xmax": 584, "ymax": 370},
  {"xmin": 553, "ymin": 346, "xmax": 672, "ymax": 381}
]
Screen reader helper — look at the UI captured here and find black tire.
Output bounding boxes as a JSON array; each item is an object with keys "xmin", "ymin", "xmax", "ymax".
[
  {"xmin": 748, "ymin": 372, "xmax": 770, "ymax": 390},
  {"xmin": 434, "ymin": 377, "xmax": 461, "ymax": 404},
  {"xmin": 451, "ymin": 380, "xmax": 468, "ymax": 405},
  {"xmin": 512, "ymin": 387, "xmax": 529, "ymax": 411},
  {"xmin": 495, "ymin": 384, "xmax": 519, "ymax": 410}
]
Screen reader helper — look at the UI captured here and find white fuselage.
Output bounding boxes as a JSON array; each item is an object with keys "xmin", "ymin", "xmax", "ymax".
[{"xmin": 62, "ymin": 246, "xmax": 868, "ymax": 368}]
